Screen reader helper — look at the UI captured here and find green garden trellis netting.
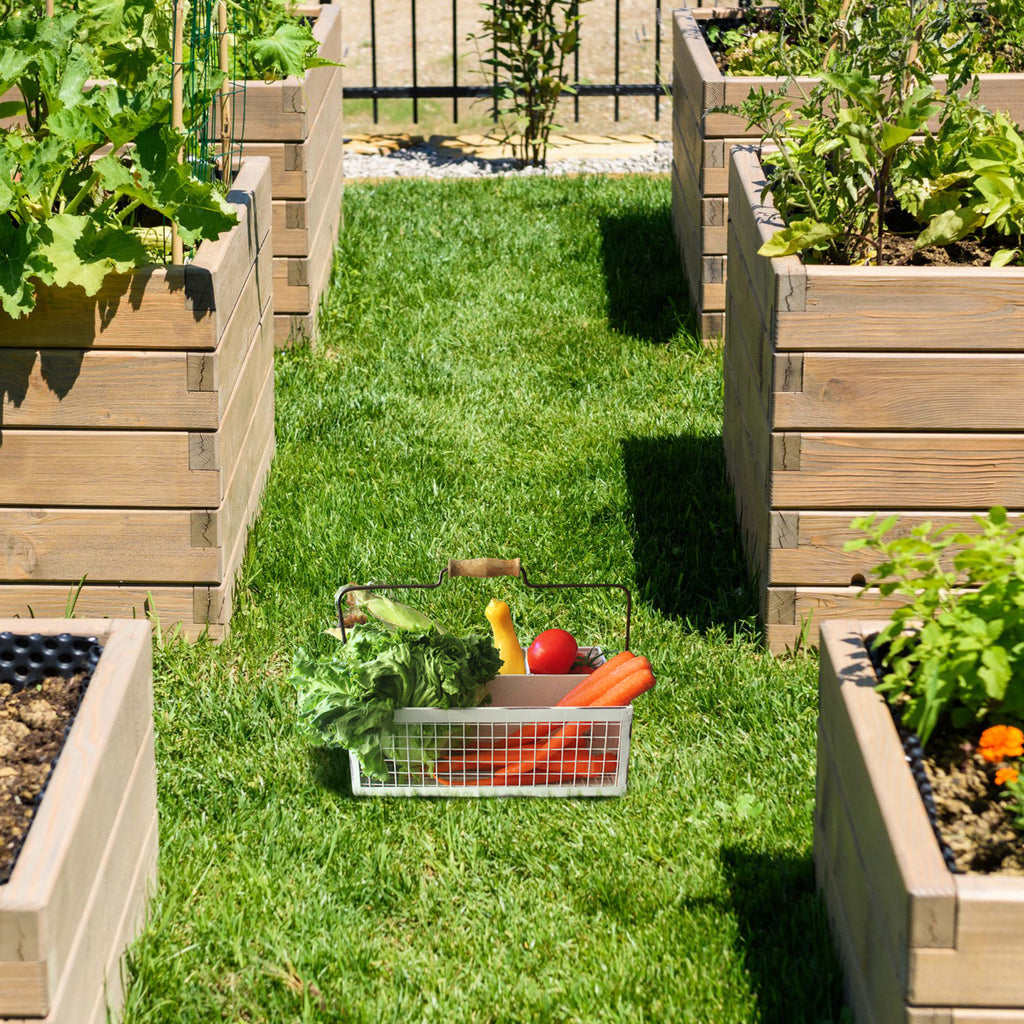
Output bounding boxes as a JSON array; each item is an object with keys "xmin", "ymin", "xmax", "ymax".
[{"xmin": 172, "ymin": 0, "xmax": 248, "ymax": 188}]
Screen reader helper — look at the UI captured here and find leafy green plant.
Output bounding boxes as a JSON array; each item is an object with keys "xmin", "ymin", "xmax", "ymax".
[
  {"xmin": 847, "ymin": 508, "xmax": 1024, "ymax": 746},
  {"xmin": 228, "ymin": 0, "xmax": 338, "ymax": 82},
  {"xmin": 471, "ymin": 0, "xmax": 586, "ymax": 168},
  {"xmin": 708, "ymin": 0, "xmax": 1021, "ymax": 78},
  {"xmin": 732, "ymin": 0, "xmax": 1024, "ymax": 266},
  {"xmin": 0, "ymin": 0, "xmax": 237, "ymax": 318}
]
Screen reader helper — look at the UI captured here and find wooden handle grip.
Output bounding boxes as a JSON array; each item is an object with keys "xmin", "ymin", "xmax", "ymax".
[{"xmin": 447, "ymin": 557, "xmax": 522, "ymax": 579}]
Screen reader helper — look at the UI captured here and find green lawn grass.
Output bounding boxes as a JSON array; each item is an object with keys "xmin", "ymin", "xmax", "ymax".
[{"xmin": 120, "ymin": 173, "xmax": 846, "ymax": 1024}]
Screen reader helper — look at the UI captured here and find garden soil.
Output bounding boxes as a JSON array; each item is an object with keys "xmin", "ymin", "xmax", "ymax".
[
  {"xmin": 923, "ymin": 730, "xmax": 1024, "ymax": 875},
  {"xmin": 0, "ymin": 673, "xmax": 87, "ymax": 884}
]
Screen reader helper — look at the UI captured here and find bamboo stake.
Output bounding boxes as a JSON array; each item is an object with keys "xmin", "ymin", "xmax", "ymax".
[
  {"xmin": 218, "ymin": 0, "xmax": 232, "ymax": 190},
  {"xmin": 45, "ymin": 0, "xmax": 54, "ymax": 16},
  {"xmin": 171, "ymin": 0, "xmax": 185, "ymax": 265}
]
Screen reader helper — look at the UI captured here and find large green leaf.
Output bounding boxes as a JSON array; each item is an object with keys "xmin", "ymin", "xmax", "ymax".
[
  {"xmin": 914, "ymin": 205, "xmax": 985, "ymax": 249},
  {"xmin": 36, "ymin": 212, "xmax": 148, "ymax": 295},
  {"xmin": 758, "ymin": 218, "xmax": 838, "ymax": 258},
  {"xmin": 0, "ymin": 217, "xmax": 55, "ymax": 318}
]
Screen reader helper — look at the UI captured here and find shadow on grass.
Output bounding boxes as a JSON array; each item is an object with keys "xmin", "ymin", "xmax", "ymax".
[
  {"xmin": 621, "ymin": 433, "xmax": 757, "ymax": 631},
  {"xmin": 721, "ymin": 845, "xmax": 849, "ymax": 1024},
  {"xmin": 309, "ymin": 747, "xmax": 355, "ymax": 797},
  {"xmin": 598, "ymin": 203, "xmax": 694, "ymax": 343}
]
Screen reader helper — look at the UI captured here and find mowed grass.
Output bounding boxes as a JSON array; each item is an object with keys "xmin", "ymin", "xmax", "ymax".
[{"xmin": 120, "ymin": 174, "xmax": 846, "ymax": 1024}]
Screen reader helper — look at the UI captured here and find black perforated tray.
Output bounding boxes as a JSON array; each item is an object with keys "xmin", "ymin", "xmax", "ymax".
[{"xmin": 0, "ymin": 631, "xmax": 104, "ymax": 690}]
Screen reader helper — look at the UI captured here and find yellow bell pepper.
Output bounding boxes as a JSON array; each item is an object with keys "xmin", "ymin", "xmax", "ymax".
[{"xmin": 484, "ymin": 598, "xmax": 526, "ymax": 675}]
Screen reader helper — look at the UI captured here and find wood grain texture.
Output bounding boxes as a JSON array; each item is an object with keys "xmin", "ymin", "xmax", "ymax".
[
  {"xmin": 242, "ymin": 68, "xmax": 343, "ymax": 200},
  {"xmin": 0, "ymin": 585, "xmax": 226, "ymax": 638},
  {"xmin": 0, "ymin": 251, "xmax": 268, "ymax": 430},
  {"xmin": 270, "ymin": 150, "xmax": 343, "ymax": 314},
  {"xmin": 766, "ymin": 511, "xmax": 1024, "ymax": 587},
  {"xmin": 34, "ymin": 724, "xmax": 156, "ymax": 1024},
  {"xmin": 772, "ymin": 352, "xmax": 1024, "ymax": 430},
  {"xmin": 769, "ymin": 432, "xmax": 1024, "ymax": 509},
  {"xmin": 0, "ymin": 619, "xmax": 152, "ymax": 1017},
  {"xmin": 0, "ymin": 322, "xmax": 274, "ymax": 585},
  {"xmin": 777, "ymin": 265, "xmax": 1024, "ymax": 351},
  {"xmin": 0, "ymin": 295, "xmax": 271, "ymax": 510},
  {"xmin": 817, "ymin": 621, "xmax": 957, "ymax": 938},
  {"xmin": 274, "ymin": 309, "xmax": 317, "ymax": 349},
  {"xmin": 270, "ymin": 98, "xmax": 341, "ymax": 257}
]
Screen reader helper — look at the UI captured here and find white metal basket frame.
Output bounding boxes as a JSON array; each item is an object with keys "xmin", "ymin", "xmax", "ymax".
[{"xmin": 349, "ymin": 704, "xmax": 633, "ymax": 797}]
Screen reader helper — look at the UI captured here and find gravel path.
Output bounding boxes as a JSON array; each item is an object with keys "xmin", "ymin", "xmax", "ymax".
[{"xmin": 343, "ymin": 139, "xmax": 672, "ymax": 179}]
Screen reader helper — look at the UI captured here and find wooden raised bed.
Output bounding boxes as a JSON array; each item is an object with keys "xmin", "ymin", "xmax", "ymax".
[
  {"xmin": 672, "ymin": 6, "xmax": 1024, "ymax": 341},
  {"xmin": 817, "ymin": 620, "xmax": 1024, "ymax": 1024},
  {"xmin": 233, "ymin": 2, "xmax": 344, "ymax": 347},
  {"xmin": 723, "ymin": 145, "xmax": 1024, "ymax": 653},
  {"xmin": 0, "ymin": 157, "xmax": 275, "ymax": 640},
  {"xmin": 0, "ymin": 619, "xmax": 155, "ymax": 1024}
]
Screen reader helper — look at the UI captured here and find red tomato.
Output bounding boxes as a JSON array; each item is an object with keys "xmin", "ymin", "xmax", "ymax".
[{"xmin": 527, "ymin": 629, "xmax": 578, "ymax": 675}]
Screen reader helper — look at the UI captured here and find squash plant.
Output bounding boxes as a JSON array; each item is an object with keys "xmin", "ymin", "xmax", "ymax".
[
  {"xmin": 0, "ymin": 0, "xmax": 236, "ymax": 319},
  {"xmin": 231, "ymin": 0, "xmax": 338, "ymax": 82}
]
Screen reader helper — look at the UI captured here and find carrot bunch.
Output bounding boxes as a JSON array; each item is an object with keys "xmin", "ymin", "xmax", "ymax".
[{"xmin": 430, "ymin": 652, "xmax": 655, "ymax": 787}]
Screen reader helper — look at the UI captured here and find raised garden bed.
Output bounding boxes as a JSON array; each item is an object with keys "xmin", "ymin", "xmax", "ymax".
[
  {"xmin": 0, "ymin": 619, "xmax": 155, "ymax": 1024},
  {"xmin": 232, "ymin": 1, "xmax": 344, "ymax": 347},
  {"xmin": 671, "ymin": 6, "xmax": 1024, "ymax": 341},
  {"xmin": 723, "ymin": 145, "xmax": 1024, "ymax": 653},
  {"xmin": 0, "ymin": 157, "xmax": 275, "ymax": 640},
  {"xmin": 816, "ymin": 620, "xmax": 1024, "ymax": 1024}
]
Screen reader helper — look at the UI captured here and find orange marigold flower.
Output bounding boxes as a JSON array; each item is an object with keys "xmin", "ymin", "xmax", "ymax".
[
  {"xmin": 978, "ymin": 725, "xmax": 1024, "ymax": 764},
  {"xmin": 995, "ymin": 767, "xmax": 1020, "ymax": 787}
]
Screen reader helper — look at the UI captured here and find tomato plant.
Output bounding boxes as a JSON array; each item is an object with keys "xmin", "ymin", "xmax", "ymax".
[{"xmin": 526, "ymin": 629, "xmax": 578, "ymax": 675}]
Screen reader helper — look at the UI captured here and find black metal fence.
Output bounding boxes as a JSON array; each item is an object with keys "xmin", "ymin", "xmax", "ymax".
[{"xmin": 344, "ymin": 0, "xmax": 673, "ymax": 124}]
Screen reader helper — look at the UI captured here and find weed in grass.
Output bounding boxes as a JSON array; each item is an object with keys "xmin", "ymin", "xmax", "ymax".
[{"xmin": 120, "ymin": 174, "xmax": 844, "ymax": 1024}]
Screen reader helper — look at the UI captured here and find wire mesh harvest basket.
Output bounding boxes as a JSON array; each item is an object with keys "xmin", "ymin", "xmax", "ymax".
[{"xmin": 337, "ymin": 558, "xmax": 635, "ymax": 797}]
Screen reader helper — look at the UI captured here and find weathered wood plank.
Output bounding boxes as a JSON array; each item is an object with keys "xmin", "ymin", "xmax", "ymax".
[
  {"xmin": 818, "ymin": 622, "xmax": 957, "ymax": 944},
  {"xmin": 0, "ymin": 585, "xmax": 225, "ymax": 639},
  {"xmin": 79, "ymin": 806, "xmax": 158, "ymax": 1024},
  {"xmin": 270, "ymin": 98, "xmax": 340, "ymax": 257},
  {"xmin": 816, "ymin": 727, "xmax": 910, "ymax": 1024},
  {"xmin": 776, "ymin": 265, "xmax": 1024, "ymax": 351},
  {"xmin": 271, "ymin": 147, "xmax": 343, "ymax": 314},
  {"xmin": 274, "ymin": 309, "xmax": 317, "ymax": 349},
  {"xmin": 773, "ymin": 351, "xmax": 1024, "ymax": 430},
  {"xmin": 769, "ymin": 433, "xmax": 1024, "ymax": 509},
  {"xmin": 0, "ymin": 333, "xmax": 267, "ymax": 509},
  {"xmin": 907, "ymin": 874, "xmax": 1024, "ymax": 1008},
  {"xmin": 671, "ymin": 161, "xmax": 703, "ymax": 311},
  {"xmin": 0, "ymin": 252, "xmax": 267, "ymax": 430},
  {"xmin": 766, "ymin": 510, "xmax": 1024, "ymax": 587},
  {"xmin": 33, "ymin": 724, "xmax": 156, "ymax": 1024},
  {"xmin": 723, "ymin": 339, "xmax": 770, "ymax": 585},
  {"xmin": 242, "ymin": 67, "xmax": 343, "ymax": 200},
  {"xmin": 0, "ymin": 322, "xmax": 273, "ymax": 585}
]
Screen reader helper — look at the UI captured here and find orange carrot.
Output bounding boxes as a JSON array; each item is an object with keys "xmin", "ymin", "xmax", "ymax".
[
  {"xmin": 557, "ymin": 651, "xmax": 636, "ymax": 704},
  {"xmin": 432, "ymin": 753, "xmax": 617, "ymax": 786},
  {"xmin": 591, "ymin": 666, "xmax": 656, "ymax": 706},
  {"xmin": 489, "ymin": 720, "xmax": 589, "ymax": 783},
  {"xmin": 489, "ymin": 653, "xmax": 643, "ymax": 751},
  {"xmin": 560, "ymin": 655, "xmax": 649, "ymax": 707}
]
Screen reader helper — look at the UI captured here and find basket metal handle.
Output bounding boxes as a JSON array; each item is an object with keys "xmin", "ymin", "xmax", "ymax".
[
  {"xmin": 447, "ymin": 557, "xmax": 521, "ymax": 578},
  {"xmin": 335, "ymin": 558, "xmax": 631, "ymax": 650}
]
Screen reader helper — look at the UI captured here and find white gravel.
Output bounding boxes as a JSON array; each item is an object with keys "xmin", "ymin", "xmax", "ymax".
[{"xmin": 343, "ymin": 139, "xmax": 671, "ymax": 179}]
